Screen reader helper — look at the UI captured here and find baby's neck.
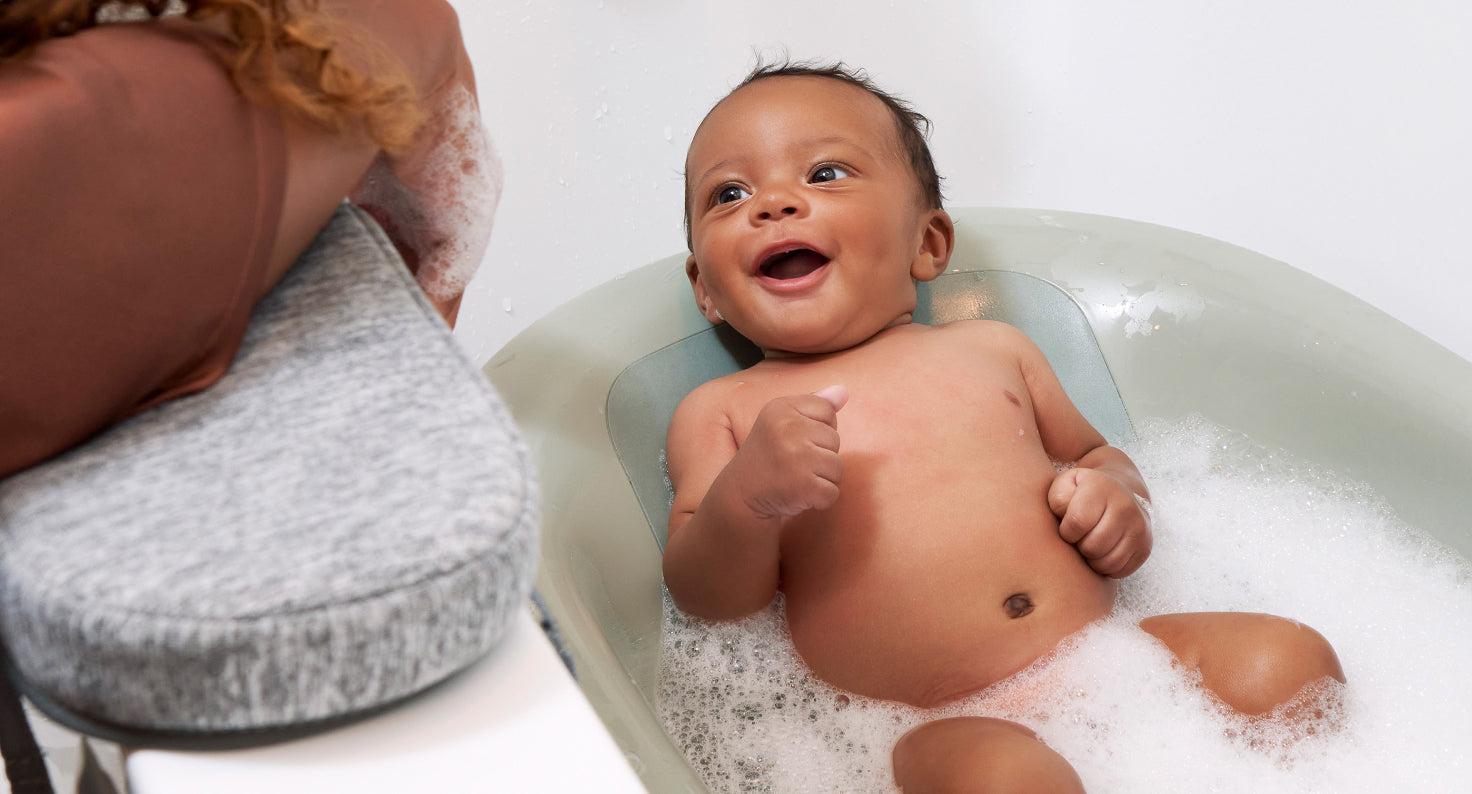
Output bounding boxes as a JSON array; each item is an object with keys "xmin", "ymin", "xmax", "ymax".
[{"xmin": 759, "ymin": 316, "xmax": 917, "ymax": 361}]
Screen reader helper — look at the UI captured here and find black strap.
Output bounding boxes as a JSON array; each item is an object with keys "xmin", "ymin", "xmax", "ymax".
[
  {"xmin": 77, "ymin": 739, "xmax": 120, "ymax": 794},
  {"xmin": 530, "ymin": 590, "xmax": 575, "ymax": 677},
  {"xmin": 0, "ymin": 668, "xmax": 54, "ymax": 794}
]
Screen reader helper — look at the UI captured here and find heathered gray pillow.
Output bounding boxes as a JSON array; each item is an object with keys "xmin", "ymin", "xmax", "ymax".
[{"xmin": 0, "ymin": 204, "xmax": 538, "ymax": 737}]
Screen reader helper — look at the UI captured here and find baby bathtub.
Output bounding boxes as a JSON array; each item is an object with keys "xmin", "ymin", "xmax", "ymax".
[{"xmin": 483, "ymin": 207, "xmax": 1472, "ymax": 791}]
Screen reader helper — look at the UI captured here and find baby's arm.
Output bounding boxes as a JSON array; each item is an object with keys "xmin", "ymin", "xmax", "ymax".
[
  {"xmin": 1012, "ymin": 329, "xmax": 1152, "ymax": 578},
  {"xmin": 662, "ymin": 384, "xmax": 846, "ymax": 620}
]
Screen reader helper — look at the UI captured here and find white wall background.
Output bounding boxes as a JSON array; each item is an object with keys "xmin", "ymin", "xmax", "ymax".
[{"xmin": 449, "ymin": 0, "xmax": 1472, "ymax": 368}]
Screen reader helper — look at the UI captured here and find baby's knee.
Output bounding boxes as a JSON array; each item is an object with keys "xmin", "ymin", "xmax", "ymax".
[
  {"xmin": 893, "ymin": 717, "xmax": 1084, "ymax": 794},
  {"xmin": 1234, "ymin": 616, "xmax": 1345, "ymax": 712},
  {"xmin": 1144, "ymin": 612, "xmax": 1345, "ymax": 717}
]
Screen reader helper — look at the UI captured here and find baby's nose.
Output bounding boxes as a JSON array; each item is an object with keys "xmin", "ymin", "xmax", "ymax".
[{"xmin": 751, "ymin": 185, "xmax": 807, "ymax": 221}]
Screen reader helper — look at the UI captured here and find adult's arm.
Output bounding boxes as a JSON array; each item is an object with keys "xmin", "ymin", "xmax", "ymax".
[{"xmin": 271, "ymin": 0, "xmax": 500, "ymax": 323}]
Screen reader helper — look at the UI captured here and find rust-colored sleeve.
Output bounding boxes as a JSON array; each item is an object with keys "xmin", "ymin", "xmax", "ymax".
[{"xmin": 0, "ymin": 22, "xmax": 287, "ymax": 479}]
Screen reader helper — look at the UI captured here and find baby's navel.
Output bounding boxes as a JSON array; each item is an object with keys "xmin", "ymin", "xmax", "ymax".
[
  {"xmin": 1003, "ymin": 389, "xmax": 1021, "ymax": 407},
  {"xmin": 1003, "ymin": 593, "xmax": 1035, "ymax": 619}
]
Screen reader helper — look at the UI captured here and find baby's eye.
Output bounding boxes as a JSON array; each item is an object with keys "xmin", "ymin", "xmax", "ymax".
[
  {"xmin": 810, "ymin": 165, "xmax": 851, "ymax": 184},
  {"xmin": 715, "ymin": 185, "xmax": 751, "ymax": 205}
]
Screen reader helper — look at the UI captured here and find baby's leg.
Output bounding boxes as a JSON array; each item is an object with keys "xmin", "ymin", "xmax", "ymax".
[
  {"xmin": 1140, "ymin": 612, "xmax": 1344, "ymax": 718},
  {"xmin": 892, "ymin": 717, "xmax": 1084, "ymax": 794}
]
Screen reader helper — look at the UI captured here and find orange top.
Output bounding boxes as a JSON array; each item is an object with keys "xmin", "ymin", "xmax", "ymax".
[{"xmin": 0, "ymin": 21, "xmax": 287, "ymax": 479}]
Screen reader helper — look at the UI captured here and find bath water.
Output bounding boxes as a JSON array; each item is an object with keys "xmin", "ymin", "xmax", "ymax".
[{"xmin": 657, "ymin": 415, "xmax": 1472, "ymax": 793}]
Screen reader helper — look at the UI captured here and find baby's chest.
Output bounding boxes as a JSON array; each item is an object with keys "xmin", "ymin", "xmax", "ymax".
[
  {"xmin": 726, "ymin": 339, "xmax": 1032, "ymax": 446},
  {"xmin": 732, "ymin": 382, "xmax": 1034, "ymax": 464}
]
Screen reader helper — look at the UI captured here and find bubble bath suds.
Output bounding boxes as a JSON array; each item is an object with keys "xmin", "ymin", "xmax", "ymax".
[
  {"xmin": 353, "ymin": 84, "xmax": 502, "ymax": 303},
  {"xmin": 408, "ymin": 84, "xmax": 501, "ymax": 302},
  {"xmin": 657, "ymin": 416, "xmax": 1472, "ymax": 793}
]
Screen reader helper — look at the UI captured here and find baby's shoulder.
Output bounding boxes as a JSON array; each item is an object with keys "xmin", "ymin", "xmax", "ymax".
[
  {"xmin": 925, "ymin": 318, "xmax": 1035, "ymax": 353},
  {"xmin": 669, "ymin": 370, "xmax": 749, "ymax": 427}
]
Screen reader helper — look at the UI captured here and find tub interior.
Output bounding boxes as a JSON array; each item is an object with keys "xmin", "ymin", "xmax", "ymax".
[{"xmin": 484, "ymin": 207, "xmax": 1472, "ymax": 791}]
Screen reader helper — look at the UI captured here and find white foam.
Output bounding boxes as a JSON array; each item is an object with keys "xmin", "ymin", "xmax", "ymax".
[
  {"xmin": 658, "ymin": 415, "xmax": 1472, "ymax": 792},
  {"xmin": 355, "ymin": 85, "xmax": 503, "ymax": 303},
  {"xmin": 408, "ymin": 85, "xmax": 502, "ymax": 302},
  {"xmin": 97, "ymin": 0, "xmax": 186, "ymax": 22}
]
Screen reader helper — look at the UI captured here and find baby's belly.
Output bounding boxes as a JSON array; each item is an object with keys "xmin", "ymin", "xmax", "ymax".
[{"xmin": 779, "ymin": 509, "xmax": 1116, "ymax": 709}]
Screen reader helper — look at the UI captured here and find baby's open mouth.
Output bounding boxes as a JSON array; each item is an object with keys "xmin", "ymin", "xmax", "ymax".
[{"xmin": 759, "ymin": 249, "xmax": 829, "ymax": 280}]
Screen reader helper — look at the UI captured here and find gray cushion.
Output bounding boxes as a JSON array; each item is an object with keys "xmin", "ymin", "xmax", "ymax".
[{"xmin": 0, "ymin": 204, "xmax": 538, "ymax": 737}]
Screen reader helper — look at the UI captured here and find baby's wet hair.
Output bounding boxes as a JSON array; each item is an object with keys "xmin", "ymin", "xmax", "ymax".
[{"xmin": 684, "ymin": 57, "xmax": 946, "ymax": 249}]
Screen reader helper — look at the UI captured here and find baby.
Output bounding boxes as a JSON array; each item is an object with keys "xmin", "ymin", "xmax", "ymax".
[{"xmin": 662, "ymin": 61, "xmax": 1346, "ymax": 793}]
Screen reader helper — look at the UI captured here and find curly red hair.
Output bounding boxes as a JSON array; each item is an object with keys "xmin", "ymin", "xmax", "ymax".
[{"xmin": 0, "ymin": 0, "xmax": 424, "ymax": 152}]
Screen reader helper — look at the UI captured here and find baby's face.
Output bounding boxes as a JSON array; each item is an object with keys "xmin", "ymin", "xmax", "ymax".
[{"xmin": 684, "ymin": 76, "xmax": 943, "ymax": 357}]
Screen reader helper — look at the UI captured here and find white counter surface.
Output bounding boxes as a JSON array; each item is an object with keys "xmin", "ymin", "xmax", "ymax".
[{"xmin": 127, "ymin": 611, "xmax": 647, "ymax": 793}]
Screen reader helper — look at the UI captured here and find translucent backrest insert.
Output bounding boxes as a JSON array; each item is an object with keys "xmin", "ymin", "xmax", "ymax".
[{"xmin": 606, "ymin": 269, "xmax": 1132, "ymax": 549}]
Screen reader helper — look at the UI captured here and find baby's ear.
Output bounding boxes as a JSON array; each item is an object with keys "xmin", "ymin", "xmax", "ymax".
[
  {"xmin": 686, "ymin": 254, "xmax": 724, "ymax": 324},
  {"xmin": 910, "ymin": 209, "xmax": 955, "ymax": 282}
]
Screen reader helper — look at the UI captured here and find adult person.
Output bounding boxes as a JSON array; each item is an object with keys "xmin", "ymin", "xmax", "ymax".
[{"xmin": 0, "ymin": 0, "xmax": 500, "ymax": 481}]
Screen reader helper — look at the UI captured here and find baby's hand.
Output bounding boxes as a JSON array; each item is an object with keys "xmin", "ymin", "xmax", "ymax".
[
  {"xmin": 1048, "ymin": 467, "xmax": 1152, "ymax": 578},
  {"xmin": 727, "ymin": 386, "xmax": 847, "ymax": 520}
]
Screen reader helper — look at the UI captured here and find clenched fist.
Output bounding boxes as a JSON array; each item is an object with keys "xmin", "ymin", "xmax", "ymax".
[
  {"xmin": 727, "ymin": 385, "xmax": 848, "ymax": 520},
  {"xmin": 1048, "ymin": 465, "xmax": 1152, "ymax": 578}
]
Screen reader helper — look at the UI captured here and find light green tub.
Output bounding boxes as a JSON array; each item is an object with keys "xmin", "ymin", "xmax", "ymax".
[{"xmin": 484, "ymin": 207, "xmax": 1472, "ymax": 792}]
